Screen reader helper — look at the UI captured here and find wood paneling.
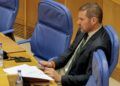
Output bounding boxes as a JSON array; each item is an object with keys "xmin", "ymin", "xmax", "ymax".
[
  {"xmin": 26, "ymin": 0, "xmax": 39, "ymax": 28},
  {"xmin": 112, "ymin": 0, "xmax": 120, "ymax": 5},
  {"xmin": 103, "ymin": 0, "xmax": 120, "ymax": 37},
  {"xmin": 56, "ymin": 0, "xmax": 65, "ymax": 4},
  {"xmin": 15, "ymin": 0, "xmax": 25, "ymax": 25},
  {"xmin": 15, "ymin": 0, "xmax": 39, "ymax": 38}
]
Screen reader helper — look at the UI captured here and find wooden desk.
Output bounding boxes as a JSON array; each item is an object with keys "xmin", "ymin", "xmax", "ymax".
[
  {"xmin": 4, "ymin": 52, "xmax": 38, "ymax": 68},
  {"xmin": 0, "ymin": 33, "xmax": 25, "ymax": 53},
  {"xmin": 0, "ymin": 33, "xmax": 57, "ymax": 86},
  {"xmin": 0, "ymin": 68, "xmax": 9, "ymax": 86}
]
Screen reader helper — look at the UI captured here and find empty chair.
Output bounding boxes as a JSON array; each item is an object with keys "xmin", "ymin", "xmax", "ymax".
[
  {"xmin": 0, "ymin": 0, "xmax": 19, "ymax": 40},
  {"xmin": 86, "ymin": 49, "xmax": 109, "ymax": 86},
  {"xmin": 104, "ymin": 25, "xmax": 119, "ymax": 76},
  {"xmin": 18, "ymin": 0, "xmax": 73, "ymax": 61}
]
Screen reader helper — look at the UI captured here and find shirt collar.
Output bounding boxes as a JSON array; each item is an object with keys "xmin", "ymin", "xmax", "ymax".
[{"xmin": 88, "ymin": 25, "xmax": 102, "ymax": 38}]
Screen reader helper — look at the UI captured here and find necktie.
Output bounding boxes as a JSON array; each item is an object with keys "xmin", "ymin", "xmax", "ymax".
[
  {"xmin": 65, "ymin": 33, "xmax": 88, "ymax": 75},
  {"xmin": 79, "ymin": 33, "xmax": 88, "ymax": 48}
]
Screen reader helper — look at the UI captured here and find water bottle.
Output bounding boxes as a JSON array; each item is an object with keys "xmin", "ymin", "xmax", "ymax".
[
  {"xmin": 0, "ymin": 43, "xmax": 3, "ymax": 67},
  {"xmin": 16, "ymin": 70, "xmax": 23, "ymax": 86}
]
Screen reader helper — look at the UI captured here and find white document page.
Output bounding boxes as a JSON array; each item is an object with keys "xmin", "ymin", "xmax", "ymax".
[{"xmin": 3, "ymin": 64, "xmax": 53, "ymax": 81}]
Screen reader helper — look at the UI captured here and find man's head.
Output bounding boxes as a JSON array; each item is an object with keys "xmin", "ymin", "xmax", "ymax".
[{"xmin": 77, "ymin": 3, "xmax": 103, "ymax": 33}]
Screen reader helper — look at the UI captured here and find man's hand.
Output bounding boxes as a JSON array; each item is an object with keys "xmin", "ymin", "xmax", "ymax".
[
  {"xmin": 39, "ymin": 61, "xmax": 55, "ymax": 68},
  {"xmin": 44, "ymin": 68, "xmax": 61, "ymax": 82}
]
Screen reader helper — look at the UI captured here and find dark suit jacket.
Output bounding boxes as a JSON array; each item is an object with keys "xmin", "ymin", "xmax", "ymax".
[{"xmin": 53, "ymin": 27, "xmax": 111, "ymax": 86}]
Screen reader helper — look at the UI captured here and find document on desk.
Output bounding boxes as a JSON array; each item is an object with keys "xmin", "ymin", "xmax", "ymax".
[{"xmin": 3, "ymin": 64, "xmax": 53, "ymax": 81}]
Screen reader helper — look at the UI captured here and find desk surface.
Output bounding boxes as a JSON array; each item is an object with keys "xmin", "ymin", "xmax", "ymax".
[
  {"xmin": 0, "ymin": 68, "xmax": 9, "ymax": 86},
  {"xmin": 0, "ymin": 33, "xmax": 57, "ymax": 86},
  {"xmin": 0, "ymin": 33, "xmax": 25, "ymax": 53}
]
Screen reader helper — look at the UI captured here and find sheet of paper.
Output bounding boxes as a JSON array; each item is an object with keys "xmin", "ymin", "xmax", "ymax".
[
  {"xmin": 3, "ymin": 64, "xmax": 31, "ymax": 74},
  {"xmin": 3, "ymin": 64, "xmax": 53, "ymax": 81}
]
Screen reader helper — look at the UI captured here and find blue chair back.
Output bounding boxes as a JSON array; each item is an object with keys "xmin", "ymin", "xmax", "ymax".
[
  {"xmin": 105, "ymin": 25, "xmax": 119, "ymax": 76},
  {"xmin": 30, "ymin": 0, "xmax": 73, "ymax": 60},
  {"xmin": 0, "ymin": 0, "xmax": 18, "ymax": 34},
  {"xmin": 86, "ymin": 49, "xmax": 109, "ymax": 86}
]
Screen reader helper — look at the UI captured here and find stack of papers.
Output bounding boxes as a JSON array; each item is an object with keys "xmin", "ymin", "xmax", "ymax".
[{"xmin": 3, "ymin": 64, "xmax": 53, "ymax": 81}]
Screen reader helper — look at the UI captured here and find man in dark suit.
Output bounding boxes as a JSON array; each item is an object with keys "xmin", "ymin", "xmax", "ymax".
[{"xmin": 40, "ymin": 3, "xmax": 111, "ymax": 86}]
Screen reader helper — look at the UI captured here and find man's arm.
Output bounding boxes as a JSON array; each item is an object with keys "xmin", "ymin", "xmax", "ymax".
[
  {"xmin": 61, "ymin": 74, "xmax": 90, "ymax": 86},
  {"xmin": 45, "ymin": 57, "xmax": 92, "ymax": 86},
  {"xmin": 43, "ymin": 62, "xmax": 92, "ymax": 86}
]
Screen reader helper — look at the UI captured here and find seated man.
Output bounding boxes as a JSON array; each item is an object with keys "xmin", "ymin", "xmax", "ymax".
[{"xmin": 40, "ymin": 3, "xmax": 111, "ymax": 86}]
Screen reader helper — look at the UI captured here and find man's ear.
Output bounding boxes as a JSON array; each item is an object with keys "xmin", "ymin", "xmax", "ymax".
[{"xmin": 91, "ymin": 17, "xmax": 98, "ymax": 25}]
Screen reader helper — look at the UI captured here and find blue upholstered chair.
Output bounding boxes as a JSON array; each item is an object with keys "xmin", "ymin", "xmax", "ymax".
[
  {"xmin": 86, "ymin": 49, "xmax": 109, "ymax": 86},
  {"xmin": 18, "ymin": 0, "xmax": 73, "ymax": 60},
  {"xmin": 0, "ymin": 0, "xmax": 19, "ymax": 40},
  {"xmin": 105, "ymin": 25, "xmax": 119, "ymax": 76}
]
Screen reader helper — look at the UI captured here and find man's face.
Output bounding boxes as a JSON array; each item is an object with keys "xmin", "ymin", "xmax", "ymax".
[{"xmin": 77, "ymin": 10, "xmax": 93, "ymax": 33}]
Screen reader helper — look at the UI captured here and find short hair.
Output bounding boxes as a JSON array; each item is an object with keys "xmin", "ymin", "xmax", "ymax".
[{"xmin": 79, "ymin": 3, "xmax": 103, "ymax": 23}]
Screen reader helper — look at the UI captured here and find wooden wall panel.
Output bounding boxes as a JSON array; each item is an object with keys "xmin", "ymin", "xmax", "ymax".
[
  {"xmin": 103, "ymin": 0, "xmax": 120, "ymax": 37},
  {"xmin": 14, "ymin": 0, "xmax": 39, "ymax": 38},
  {"xmin": 15, "ymin": 0, "xmax": 39, "ymax": 27},
  {"xmin": 15, "ymin": 0, "xmax": 25, "ymax": 25},
  {"xmin": 26, "ymin": 0, "xmax": 39, "ymax": 28},
  {"xmin": 90, "ymin": 0, "xmax": 103, "ymax": 7},
  {"xmin": 56, "ymin": 0, "xmax": 65, "ymax": 4}
]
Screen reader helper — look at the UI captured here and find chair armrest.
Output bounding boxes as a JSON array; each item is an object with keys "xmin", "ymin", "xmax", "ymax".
[
  {"xmin": 2, "ymin": 29, "xmax": 14, "ymax": 34},
  {"xmin": 48, "ymin": 56, "xmax": 59, "ymax": 61},
  {"xmin": 86, "ymin": 75, "xmax": 97, "ymax": 86},
  {"xmin": 17, "ymin": 38, "xmax": 31, "ymax": 44}
]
